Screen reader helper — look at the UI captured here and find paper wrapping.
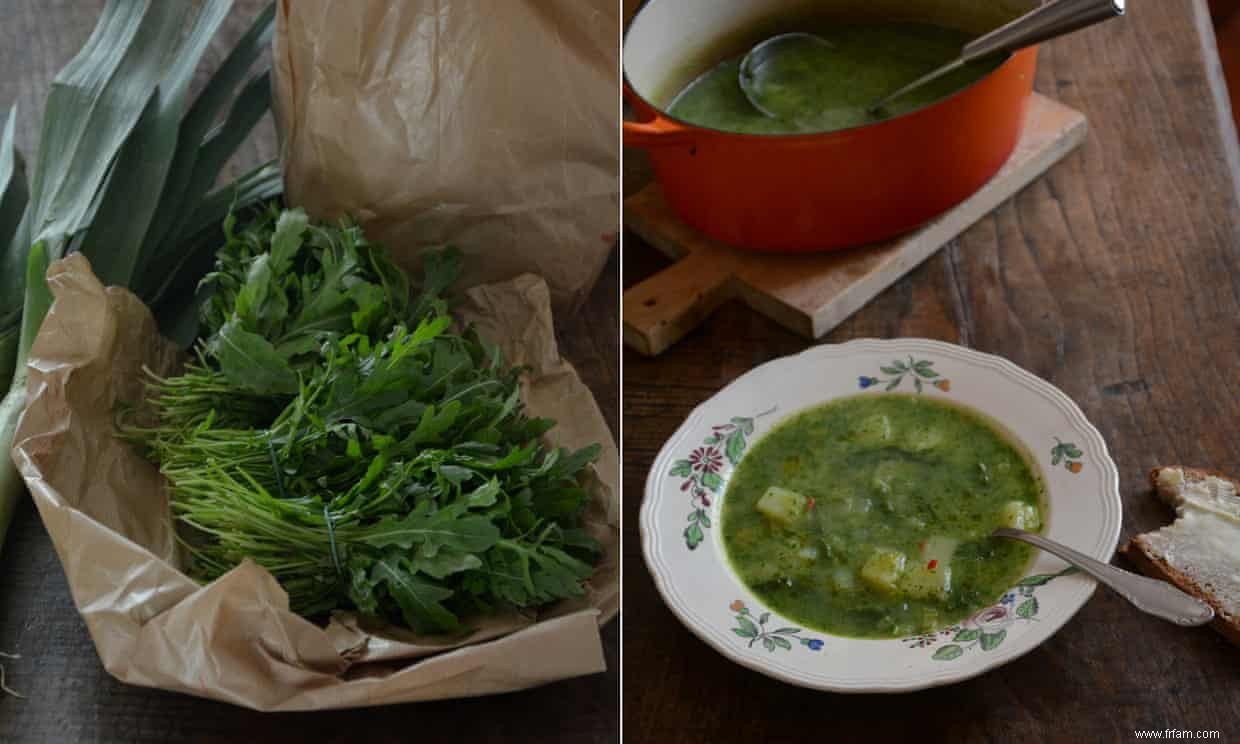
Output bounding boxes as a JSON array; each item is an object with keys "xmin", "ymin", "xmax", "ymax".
[
  {"xmin": 272, "ymin": 0, "xmax": 621, "ymax": 313},
  {"xmin": 11, "ymin": 255, "xmax": 618, "ymax": 710}
]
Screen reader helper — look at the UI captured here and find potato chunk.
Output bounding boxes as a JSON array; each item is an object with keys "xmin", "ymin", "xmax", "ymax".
[
  {"xmin": 900, "ymin": 563, "xmax": 950, "ymax": 599},
  {"xmin": 921, "ymin": 535, "xmax": 959, "ymax": 563},
  {"xmin": 898, "ymin": 536, "xmax": 957, "ymax": 599},
  {"xmin": 852, "ymin": 414, "xmax": 893, "ymax": 445},
  {"xmin": 755, "ymin": 486, "xmax": 808, "ymax": 525},
  {"xmin": 999, "ymin": 500, "xmax": 1041, "ymax": 530},
  {"xmin": 861, "ymin": 548, "xmax": 907, "ymax": 594},
  {"xmin": 901, "ymin": 424, "xmax": 945, "ymax": 453}
]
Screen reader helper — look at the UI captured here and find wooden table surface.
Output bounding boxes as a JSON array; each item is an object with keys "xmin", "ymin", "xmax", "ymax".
[
  {"xmin": 625, "ymin": 1, "xmax": 1240, "ymax": 742},
  {"xmin": 0, "ymin": 2, "xmax": 618, "ymax": 742}
]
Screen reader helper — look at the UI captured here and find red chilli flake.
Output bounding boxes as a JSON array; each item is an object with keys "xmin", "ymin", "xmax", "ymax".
[
  {"xmin": 807, "ymin": 497, "xmax": 816, "ymax": 510},
  {"xmin": 927, "ymin": 560, "xmax": 939, "ymax": 571}
]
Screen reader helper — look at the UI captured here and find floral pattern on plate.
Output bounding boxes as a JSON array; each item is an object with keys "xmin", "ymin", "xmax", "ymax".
[
  {"xmin": 669, "ymin": 409, "xmax": 773, "ymax": 549},
  {"xmin": 1051, "ymin": 437, "xmax": 1085, "ymax": 474},
  {"xmin": 729, "ymin": 600, "xmax": 823, "ymax": 653},
  {"xmin": 903, "ymin": 567, "xmax": 1078, "ymax": 660},
  {"xmin": 859, "ymin": 356, "xmax": 950, "ymax": 394}
]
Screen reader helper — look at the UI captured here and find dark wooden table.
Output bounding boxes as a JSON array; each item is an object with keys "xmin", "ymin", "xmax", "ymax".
[
  {"xmin": 625, "ymin": 1, "xmax": 1240, "ymax": 741},
  {"xmin": 0, "ymin": 2, "xmax": 618, "ymax": 741}
]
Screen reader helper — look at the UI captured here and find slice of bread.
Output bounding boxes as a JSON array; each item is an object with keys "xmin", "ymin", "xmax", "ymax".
[{"xmin": 1120, "ymin": 466, "xmax": 1240, "ymax": 646}]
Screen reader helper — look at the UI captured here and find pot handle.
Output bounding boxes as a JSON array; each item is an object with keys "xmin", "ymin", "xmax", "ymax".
[{"xmin": 623, "ymin": 85, "xmax": 697, "ymax": 147}]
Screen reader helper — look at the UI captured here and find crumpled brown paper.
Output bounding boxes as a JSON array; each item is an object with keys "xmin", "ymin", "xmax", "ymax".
[
  {"xmin": 272, "ymin": 0, "xmax": 621, "ymax": 313},
  {"xmin": 11, "ymin": 254, "xmax": 618, "ymax": 710}
]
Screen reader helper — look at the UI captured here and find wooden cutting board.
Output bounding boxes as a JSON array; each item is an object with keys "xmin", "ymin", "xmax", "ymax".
[{"xmin": 623, "ymin": 94, "xmax": 1087, "ymax": 356}]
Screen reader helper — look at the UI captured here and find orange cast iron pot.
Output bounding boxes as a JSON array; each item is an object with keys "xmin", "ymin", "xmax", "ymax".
[{"xmin": 624, "ymin": 41, "xmax": 1038, "ymax": 253}]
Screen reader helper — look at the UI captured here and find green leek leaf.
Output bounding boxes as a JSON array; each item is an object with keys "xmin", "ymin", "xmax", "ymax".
[
  {"xmin": 83, "ymin": 0, "xmax": 233, "ymax": 288},
  {"xmin": 130, "ymin": 69, "xmax": 275, "ymax": 303},
  {"xmin": 18, "ymin": 242, "xmax": 51, "ymax": 367},
  {"xmin": 0, "ymin": 0, "xmax": 282, "ymax": 564},
  {"xmin": 0, "ymin": 107, "xmax": 29, "ymax": 385},
  {"xmin": 173, "ymin": 70, "xmax": 274, "ymax": 242},
  {"xmin": 139, "ymin": 1, "xmax": 275, "ymax": 260},
  {"xmin": 0, "ymin": 106, "xmax": 27, "ymax": 281},
  {"xmin": 26, "ymin": 0, "xmax": 182, "ymax": 254}
]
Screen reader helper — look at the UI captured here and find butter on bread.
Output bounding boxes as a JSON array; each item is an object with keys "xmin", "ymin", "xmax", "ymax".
[{"xmin": 1121, "ymin": 467, "xmax": 1240, "ymax": 646}]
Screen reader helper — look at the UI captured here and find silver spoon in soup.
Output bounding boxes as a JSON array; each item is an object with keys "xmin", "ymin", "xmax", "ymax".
[
  {"xmin": 993, "ymin": 527, "xmax": 1214, "ymax": 627},
  {"xmin": 737, "ymin": 0, "xmax": 1125, "ymax": 123}
]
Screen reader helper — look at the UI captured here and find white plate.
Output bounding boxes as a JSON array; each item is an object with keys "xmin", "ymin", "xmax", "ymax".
[{"xmin": 641, "ymin": 339, "xmax": 1121, "ymax": 693}]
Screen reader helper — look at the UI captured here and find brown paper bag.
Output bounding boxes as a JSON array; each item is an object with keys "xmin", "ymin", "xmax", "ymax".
[
  {"xmin": 11, "ymin": 255, "xmax": 618, "ymax": 710},
  {"xmin": 272, "ymin": 0, "xmax": 621, "ymax": 313}
]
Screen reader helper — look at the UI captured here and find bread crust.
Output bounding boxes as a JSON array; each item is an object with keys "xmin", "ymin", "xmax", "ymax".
[
  {"xmin": 1121, "ymin": 466, "xmax": 1240, "ymax": 647},
  {"xmin": 1145, "ymin": 465, "xmax": 1239, "ymax": 491}
]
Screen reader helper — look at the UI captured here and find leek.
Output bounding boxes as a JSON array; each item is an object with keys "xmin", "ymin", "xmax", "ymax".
[
  {"xmin": 0, "ymin": 108, "xmax": 29, "ymax": 391},
  {"xmin": 0, "ymin": 0, "xmax": 282, "ymax": 556}
]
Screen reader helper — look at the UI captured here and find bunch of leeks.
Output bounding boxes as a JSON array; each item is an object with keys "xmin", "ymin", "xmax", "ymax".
[{"xmin": 0, "ymin": 0, "xmax": 284, "ymax": 558}]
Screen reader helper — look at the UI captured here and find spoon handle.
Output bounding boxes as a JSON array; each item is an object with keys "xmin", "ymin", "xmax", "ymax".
[
  {"xmin": 963, "ymin": 0, "xmax": 1125, "ymax": 62},
  {"xmin": 992, "ymin": 527, "xmax": 1216, "ymax": 627},
  {"xmin": 869, "ymin": 0, "xmax": 1124, "ymax": 113}
]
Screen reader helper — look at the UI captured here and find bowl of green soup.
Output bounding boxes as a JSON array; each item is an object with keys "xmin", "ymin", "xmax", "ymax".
[
  {"xmin": 623, "ymin": 0, "xmax": 1042, "ymax": 251},
  {"xmin": 641, "ymin": 339, "xmax": 1121, "ymax": 692}
]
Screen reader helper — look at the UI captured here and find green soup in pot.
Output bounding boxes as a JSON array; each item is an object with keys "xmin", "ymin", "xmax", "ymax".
[
  {"xmin": 666, "ymin": 22, "xmax": 1004, "ymax": 135},
  {"xmin": 721, "ymin": 394, "xmax": 1044, "ymax": 639}
]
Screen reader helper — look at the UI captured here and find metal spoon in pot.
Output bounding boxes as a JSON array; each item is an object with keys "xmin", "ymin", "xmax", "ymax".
[
  {"xmin": 738, "ymin": 0, "xmax": 1125, "ymax": 121},
  {"xmin": 737, "ymin": 32, "xmax": 838, "ymax": 121},
  {"xmin": 992, "ymin": 527, "xmax": 1215, "ymax": 627},
  {"xmin": 869, "ymin": 0, "xmax": 1125, "ymax": 113}
]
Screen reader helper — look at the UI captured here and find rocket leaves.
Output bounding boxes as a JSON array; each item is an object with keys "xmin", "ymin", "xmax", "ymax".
[
  {"xmin": 369, "ymin": 557, "xmax": 460, "ymax": 634},
  {"xmin": 206, "ymin": 318, "xmax": 298, "ymax": 395},
  {"xmin": 359, "ymin": 502, "xmax": 501, "ymax": 556},
  {"xmin": 130, "ymin": 208, "xmax": 600, "ymax": 634},
  {"xmin": 478, "ymin": 539, "xmax": 597, "ymax": 608}
]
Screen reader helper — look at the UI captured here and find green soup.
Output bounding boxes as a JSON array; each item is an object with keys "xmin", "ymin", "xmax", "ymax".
[
  {"xmin": 721, "ymin": 394, "xmax": 1043, "ymax": 638},
  {"xmin": 666, "ymin": 22, "xmax": 1003, "ymax": 135}
]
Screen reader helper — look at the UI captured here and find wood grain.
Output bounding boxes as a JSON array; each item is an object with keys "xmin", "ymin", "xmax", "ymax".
[
  {"xmin": 625, "ymin": 0, "xmax": 1240, "ymax": 741},
  {"xmin": 0, "ymin": 2, "xmax": 618, "ymax": 741},
  {"xmin": 623, "ymin": 95, "xmax": 1087, "ymax": 355}
]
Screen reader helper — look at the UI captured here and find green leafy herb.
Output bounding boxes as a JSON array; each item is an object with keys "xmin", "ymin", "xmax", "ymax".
[{"xmin": 129, "ymin": 209, "xmax": 601, "ymax": 634}]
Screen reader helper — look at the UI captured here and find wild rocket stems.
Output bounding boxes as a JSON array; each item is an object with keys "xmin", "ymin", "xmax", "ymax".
[{"xmin": 128, "ymin": 208, "xmax": 601, "ymax": 634}]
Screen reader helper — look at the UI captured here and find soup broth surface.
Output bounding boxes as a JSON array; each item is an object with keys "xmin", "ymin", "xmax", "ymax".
[
  {"xmin": 721, "ymin": 394, "xmax": 1044, "ymax": 638},
  {"xmin": 666, "ymin": 22, "xmax": 1003, "ymax": 135}
]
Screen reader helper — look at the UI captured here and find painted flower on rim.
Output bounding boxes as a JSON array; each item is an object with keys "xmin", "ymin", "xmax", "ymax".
[
  {"xmin": 933, "ymin": 379, "xmax": 951, "ymax": 392},
  {"xmin": 971, "ymin": 605, "xmax": 1013, "ymax": 634},
  {"xmin": 688, "ymin": 446, "xmax": 723, "ymax": 474},
  {"xmin": 803, "ymin": 639, "xmax": 824, "ymax": 651},
  {"xmin": 730, "ymin": 600, "xmax": 745, "ymax": 612},
  {"xmin": 858, "ymin": 376, "xmax": 878, "ymax": 389}
]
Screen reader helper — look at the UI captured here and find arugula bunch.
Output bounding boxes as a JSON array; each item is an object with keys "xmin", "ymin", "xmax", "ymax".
[{"xmin": 133, "ymin": 207, "xmax": 601, "ymax": 634}]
